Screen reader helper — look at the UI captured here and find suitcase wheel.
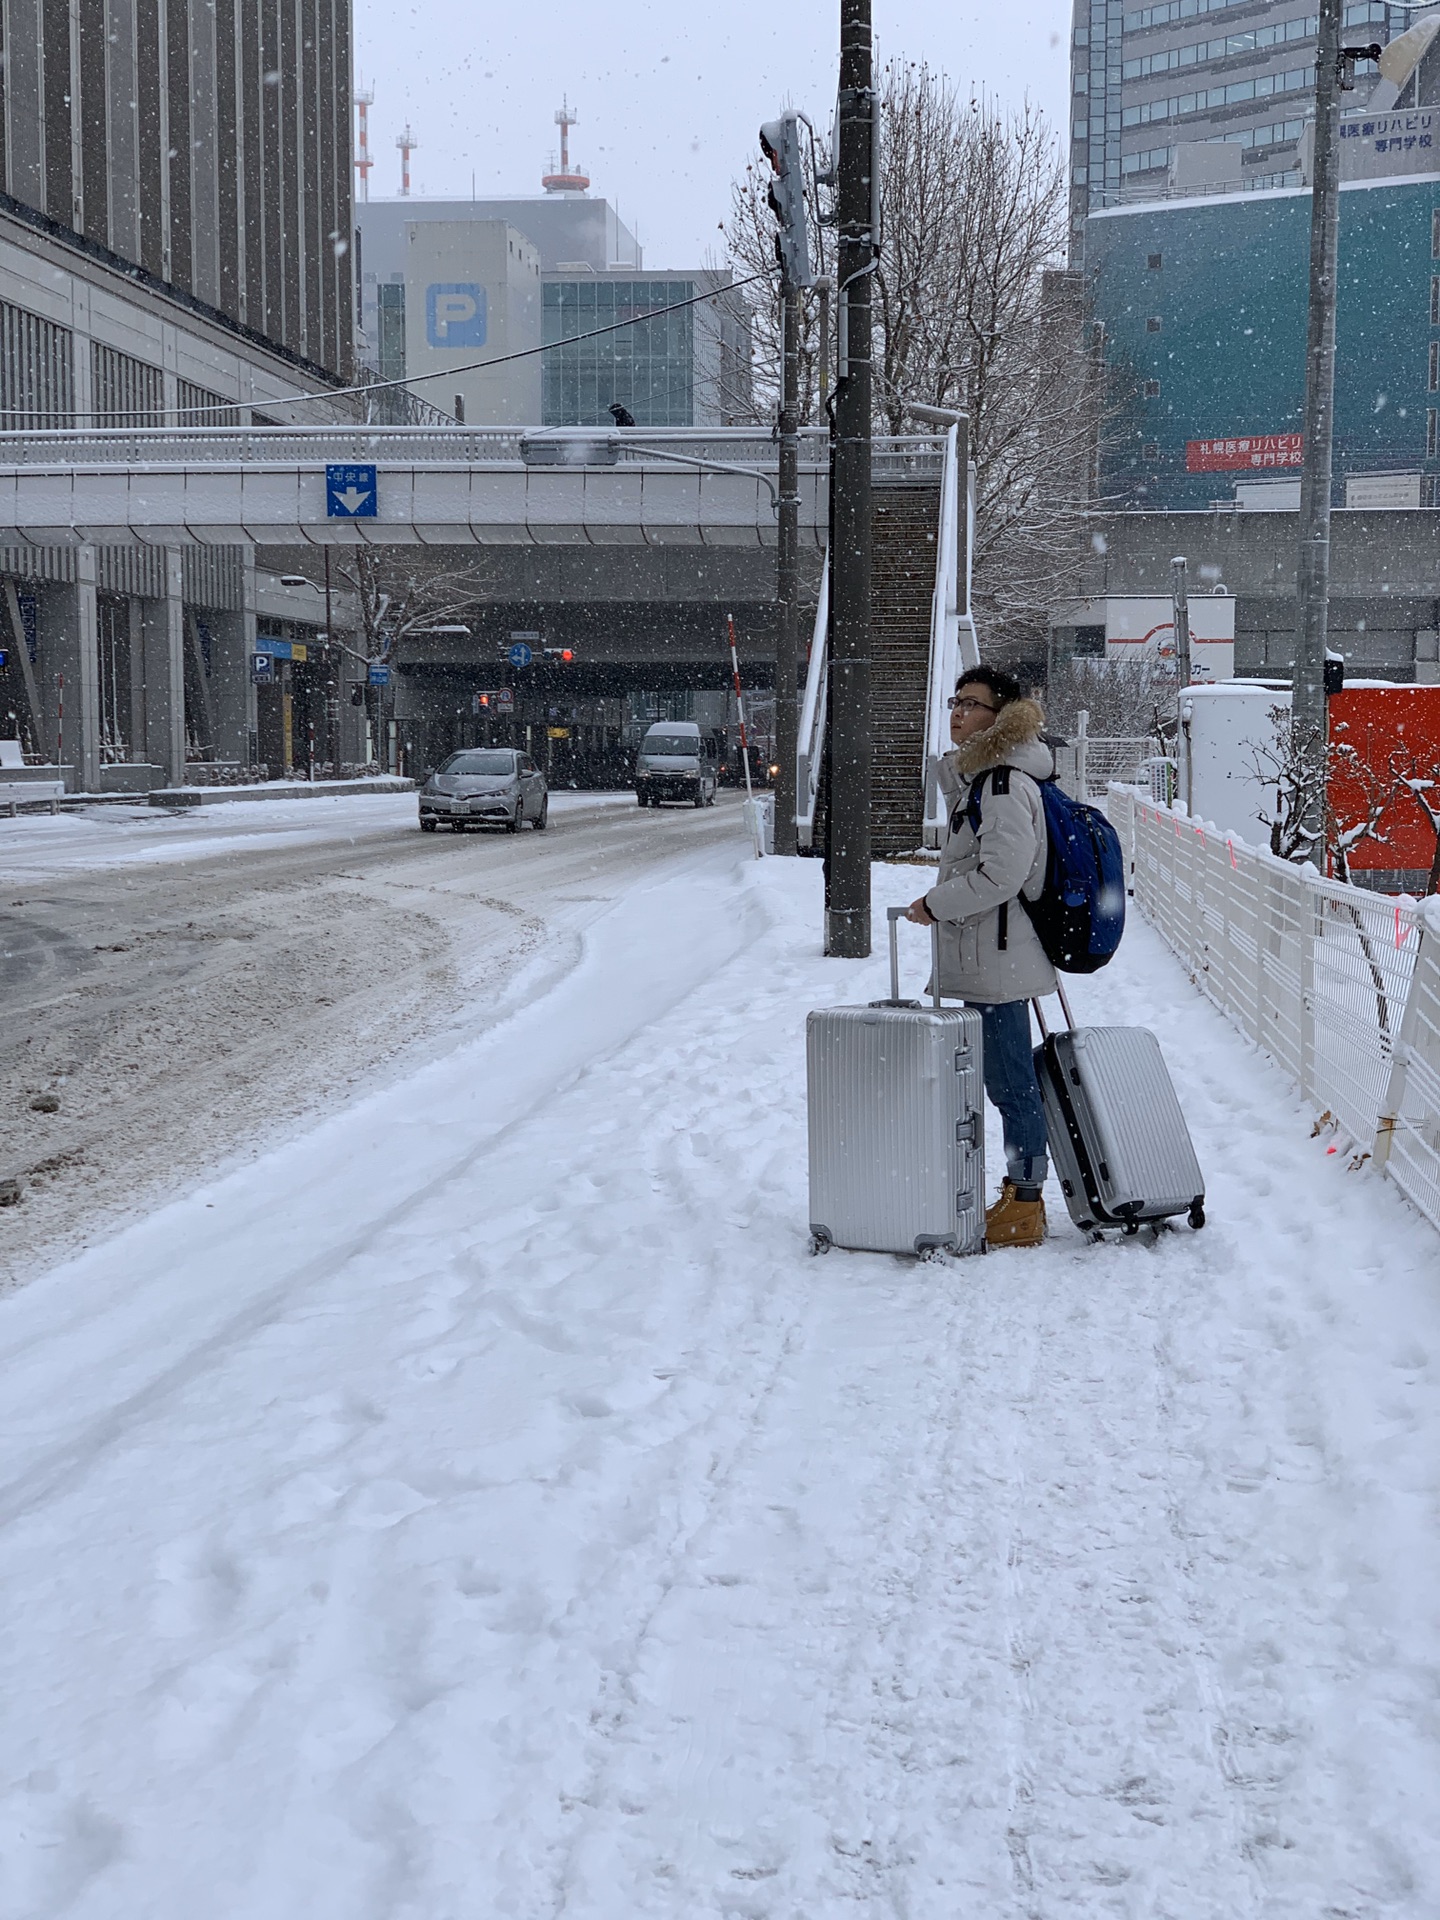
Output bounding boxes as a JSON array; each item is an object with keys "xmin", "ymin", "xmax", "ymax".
[
  {"xmin": 1123, "ymin": 1219, "xmax": 1140, "ymax": 1236},
  {"xmin": 1188, "ymin": 1200, "xmax": 1206, "ymax": 1230},
  {"xmin": 809, "ymin": 1230, "xmax": 833, "ymax": 1256}
]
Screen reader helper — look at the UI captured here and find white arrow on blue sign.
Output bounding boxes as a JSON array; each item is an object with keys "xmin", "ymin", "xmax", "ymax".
[
  {"xmin": 507, "ymin": 641, "xmax": 534, "ymax": 668},
  {"xmin": 326, "ymin": 462, "xmax": 378, "ymax": 518}
]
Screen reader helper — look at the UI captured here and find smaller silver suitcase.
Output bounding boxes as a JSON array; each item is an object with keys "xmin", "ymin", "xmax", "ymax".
[
  {"xmin": 807, "ymin": 908, "xmax": 986, "ymax": 1257},
  {"xmin": 1034, "ymin": 995, "xmax": 1205, "ymax": 1237}
]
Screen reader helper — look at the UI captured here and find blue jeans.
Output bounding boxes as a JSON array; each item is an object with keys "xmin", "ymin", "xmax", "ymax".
[{"xmin": 967, "ymin": 1000, "xmax": 1049, "ymax": 1187}]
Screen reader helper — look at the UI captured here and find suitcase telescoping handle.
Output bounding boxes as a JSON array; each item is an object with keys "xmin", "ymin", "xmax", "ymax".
[
  {"xmin": 1031, "ymin": 978, "xmax": 1078, "ymax": 1036},
  {"xmin": 886, "ymin": 905, "xmax": 942, "ymax": 1009}
]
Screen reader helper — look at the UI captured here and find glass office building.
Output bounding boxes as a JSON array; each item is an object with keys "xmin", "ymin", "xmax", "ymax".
[{"xmin": 542, "ymin": 279, "xmax": 695, "ymax": 426}]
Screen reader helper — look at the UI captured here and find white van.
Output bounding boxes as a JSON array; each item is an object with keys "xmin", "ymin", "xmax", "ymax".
[{"xmin": 634, "ymin": 721, "xmax": 718, "ymax": 809}]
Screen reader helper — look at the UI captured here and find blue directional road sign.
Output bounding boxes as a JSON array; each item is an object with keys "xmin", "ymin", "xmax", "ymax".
[
  {"xmin": 367, "ymin": 662, "xmax": 391, "ymax": 687},
  {"xmin": 326, "ymin": 462, "xmax": 377, "ymax": 519},
  {"xmin": 507, "ymin": 641, "xmax": 534, "ymax": 669}
]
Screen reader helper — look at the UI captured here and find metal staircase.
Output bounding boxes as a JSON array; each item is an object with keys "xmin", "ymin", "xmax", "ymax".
[{"xmin": 796, "ymin": 421, "xmax": 978, "ymax": 856}]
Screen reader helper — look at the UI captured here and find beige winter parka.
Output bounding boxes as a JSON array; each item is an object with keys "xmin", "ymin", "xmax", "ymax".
[{"xmin": 924, "ymin": 697, "xmax": 1058, "ymax": 1005}]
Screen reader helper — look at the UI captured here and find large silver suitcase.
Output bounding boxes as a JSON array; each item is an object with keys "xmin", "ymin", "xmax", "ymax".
[
  {"xmin": 807, "ymin": 908, "xmax": 986, "ymax": 1257},
  {"xmin": 1034, "ymin": 997, "xmax": 1206, "ymax": 1237}
]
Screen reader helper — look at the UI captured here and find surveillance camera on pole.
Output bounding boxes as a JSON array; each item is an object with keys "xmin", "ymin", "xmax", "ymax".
[{"xmin": 759, "ymin": 113, "xmax": 813, "ymax": 291}]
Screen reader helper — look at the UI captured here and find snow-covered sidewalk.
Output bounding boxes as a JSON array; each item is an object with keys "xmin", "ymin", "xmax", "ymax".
[{"xmin": 3, "ymin": 845, "xmax": 1438, "ymax": 1917}]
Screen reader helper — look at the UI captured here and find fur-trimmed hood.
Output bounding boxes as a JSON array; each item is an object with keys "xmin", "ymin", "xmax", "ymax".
[{"xmin": 942, "ymin": 696, "xmax": 1053, "ymax": 789}]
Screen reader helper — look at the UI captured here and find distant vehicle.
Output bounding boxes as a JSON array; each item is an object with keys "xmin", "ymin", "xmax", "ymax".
[
  {"xmin": 419, "ymin": 749, "xmax": 548, "ymax": 832},
  {"xmin": 633, "ymin": 721, "xmax": 718, "ymax": 809}
]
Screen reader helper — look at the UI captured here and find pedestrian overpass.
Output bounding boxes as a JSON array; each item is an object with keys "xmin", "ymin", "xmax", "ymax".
[
  {"xmin": 0, "ymin": 424, "xmax": 974, "ymax": 837},
  {"xmin": 0, "ymin": 426, "xmax": 831, "ymax": 548}
]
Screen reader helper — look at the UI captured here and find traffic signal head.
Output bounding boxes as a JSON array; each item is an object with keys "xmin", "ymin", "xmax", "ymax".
[
  {"xmin": 542, "ymin": 646, "xmax": 575, "ymax": 663},
  {"xmin": 759, "ymin": 112, "xmax": 812, "ymax": 290}
]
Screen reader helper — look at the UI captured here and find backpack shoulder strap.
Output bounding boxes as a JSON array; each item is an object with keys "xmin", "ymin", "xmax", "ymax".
[{"xmin": 961, "ymin": 764, "xmax": 1011, "ymax": 835}]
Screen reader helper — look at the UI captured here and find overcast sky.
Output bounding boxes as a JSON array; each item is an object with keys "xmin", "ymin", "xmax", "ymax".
[{"xmin": 353, "ymin": 0, "xmax": 1071, "ymax": 267}]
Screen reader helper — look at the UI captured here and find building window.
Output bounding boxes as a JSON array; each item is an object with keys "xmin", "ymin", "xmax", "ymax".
[
  {"xmin": 0, "ymin": 298, "xmax": 74, "ymax": 430},
  {"xmin": 177, "ymin": 379, "xmax": 240, "ymax": 428},
  {"xmin": 1121, "ymin": 147, "xmax": 1173, "ymax": 177},
  {"xmin": 1432, "ymin": 276, "xmax": 1440, "ymax": 325},
  {"xmin": 1430, "ymin": 409, "xmax": 1439, "ymax": 458},
  {"xmin": 1431, "ymin": 340, "xmax": 1440, "ymax": 393},
  {"xmin": 1122, "ymin": 67, "xmax": 1314, "ymax": 131},
  {"xmin": 543, "ymin": 279, "xmax": 696, "ymax": 427},
  {"xmin": 377, "ymin": 283, "xmax": 406, "ymax": 384},
  {"xmin": 1142, "ymin": 443, "xmax": 1160, "ymax": 458},
  {"xmin": 1073, "ymin": 625, "xmax": 1108, "ymax": 657},
  {"xmin": 1147, "ymin": 316, "xmax": 1163, "ymax": 332},
  {"xmin": 1144, "ymin": 380, "xmax": 1162, "ymax": 397},
  {"xmin": 1433, "ymin": 209, "xmax": 1440, "ymax": 259},
  {"xmin": 91, "ymin": 343, "xmax": 163, "ymax": 428},
  {"xmin": 1147, "ymin": 252, "xmax": 1164, "ymax": 270}
]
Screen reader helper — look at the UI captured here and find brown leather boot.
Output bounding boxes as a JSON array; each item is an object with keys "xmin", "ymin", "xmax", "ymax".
[{"xmin": 985, "ymin": 1181, "xmax": 1047, "ymax": 1249}]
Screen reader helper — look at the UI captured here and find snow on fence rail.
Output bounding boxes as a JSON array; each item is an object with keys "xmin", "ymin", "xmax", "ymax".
[{"xmin": 1106, "ymin": 785, "xmax": 1440, "ymax": 1236}]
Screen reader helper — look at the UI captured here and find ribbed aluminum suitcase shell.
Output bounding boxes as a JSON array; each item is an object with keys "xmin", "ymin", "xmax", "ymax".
[
  {"xmin": 1035, "ymin": 1025, "xmax": 1204, "ymax": 1231},
  {"xmin": 807, "ymin": 912, "xmax": 985, "ymax": 1256}
]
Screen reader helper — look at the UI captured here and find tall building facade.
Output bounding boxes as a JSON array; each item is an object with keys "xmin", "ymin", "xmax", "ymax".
[
  {"xmin": 1088, "ymin": 166, "xmax": 1440, "ymax": 516},
  {"xmin": 0, "ymin": 0, "xmax": 353, "ymax": 376},
  {"xmin": 1068, "ymin": 0, "xmax": 1423, "ymax": 257},
  {"xmin": 0, "ymin": 0, "xmax": 364, "ymax": 797},
  {"xmin": 356, "ymin": 194, "xmax": 752, "ymax": 428}
]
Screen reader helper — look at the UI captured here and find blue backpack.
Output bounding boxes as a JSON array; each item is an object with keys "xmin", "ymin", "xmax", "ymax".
[{"xmin": 964, "ymin": 768, "xmax": 1126, "ymax": 974}]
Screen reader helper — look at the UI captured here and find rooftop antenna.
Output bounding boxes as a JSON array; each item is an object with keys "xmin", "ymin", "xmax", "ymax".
[
  {"xmin": 354, "ymin": 84, "xmax": 374, "ymax": 201},
  {"xmin": 396, "ymin": 124, "xmax": 418, "ymax": 197},
  {"xmin": 542, "ymin": 98, "xmax": 590, "ymax": 193}
]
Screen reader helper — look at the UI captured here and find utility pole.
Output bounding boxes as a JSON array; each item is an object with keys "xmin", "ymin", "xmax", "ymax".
[
  {"xmin": 760, "ymin": 112, "xmax": 812, "ymax": 857},
  {"xmin": 1293, "ymin": 3, "xmax": 1380, "ymax": 865},
  {"xmin": 826, "ymin": 0, "xmax": 876, "ymax": 957},
  {"xmin": 774, "ymin": 286, "xmax": 801, "ymax": 854}
]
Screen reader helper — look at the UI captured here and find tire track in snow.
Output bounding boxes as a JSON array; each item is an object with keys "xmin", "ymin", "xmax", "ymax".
[{"xmin": 0, "ymin": 847, "xmax": 760, "ymax": 1532}]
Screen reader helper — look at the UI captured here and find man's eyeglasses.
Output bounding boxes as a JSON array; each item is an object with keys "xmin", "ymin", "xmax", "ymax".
[{"xmin": 948, "ymin": 695, "xmax": 999, "ymax": 718}]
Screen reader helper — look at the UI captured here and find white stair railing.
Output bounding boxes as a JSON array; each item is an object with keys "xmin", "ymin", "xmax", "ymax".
[
  {"xmin": 920, "ymin": 424, "xmax": 980, "ymax": 848},
  {"xmin": 794, "ymin": 551, "xmax": 830, "ymax": 850}
]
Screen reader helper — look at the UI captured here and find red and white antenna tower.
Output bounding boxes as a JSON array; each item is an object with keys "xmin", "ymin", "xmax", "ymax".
[
  {"xmin": 542, "ymin": 98, "xmax": 589, "ymax": 193},
  {"xmin": 396, "ymin": 124, "xmax": 418, "ymax": 197},
  {"xmin": 354, "ymin": 84, "xmax": 374, "ymax": 201}
]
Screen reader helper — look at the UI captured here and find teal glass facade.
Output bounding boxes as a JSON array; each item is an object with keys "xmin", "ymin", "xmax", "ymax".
[
  {"xmin": 542, "ymin": 279, "xmax": 695, "ymax": 426},
  {"xmin": 1089, "ymin": 178, "xmax": 1440, "ymax": 508}
]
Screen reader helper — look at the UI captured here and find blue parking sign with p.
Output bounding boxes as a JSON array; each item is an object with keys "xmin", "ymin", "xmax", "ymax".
[{"xmin": 426, "ymin": 283, "xmax": 487, "ymax": 349}]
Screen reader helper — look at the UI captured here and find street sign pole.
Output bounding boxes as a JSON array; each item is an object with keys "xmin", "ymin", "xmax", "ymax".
[
  {"xmin": 774, "ymin": 282, "xmax": 801, "ymax": 856},
  {"xmin": 1171, "ymin": 555, "xmax": 1193, "ymax": 815}
]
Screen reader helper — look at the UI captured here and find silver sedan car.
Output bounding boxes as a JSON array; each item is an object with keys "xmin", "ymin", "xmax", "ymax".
[{"xmin": 419, "ymin": 749, "xmax": 549, "ymax": 833}]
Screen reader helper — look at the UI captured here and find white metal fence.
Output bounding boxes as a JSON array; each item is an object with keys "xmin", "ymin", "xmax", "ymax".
[{"xmin": 1106, "ymin": 785, "xmax": 1440, "ymax": 1238}]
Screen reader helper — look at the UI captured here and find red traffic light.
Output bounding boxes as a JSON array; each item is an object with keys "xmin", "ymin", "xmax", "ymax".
[{"xmin": 560, "ymin": 648, "xmax": 574, "ymax": 663}]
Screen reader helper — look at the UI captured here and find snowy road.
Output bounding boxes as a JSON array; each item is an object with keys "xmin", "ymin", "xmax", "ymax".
[
  {"xmin": 3, "ymin": 845, "xmax": 1439, "ymax": 1917},
  {"xmin": 0, "ymin": 790, "xmax": 726, "ymax": 1285}
]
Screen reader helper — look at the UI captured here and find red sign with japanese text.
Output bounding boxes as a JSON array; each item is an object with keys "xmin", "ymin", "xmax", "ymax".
[{"xmin": 1186, "ymin": 433, "xmax": 1303, "ymax": 472}]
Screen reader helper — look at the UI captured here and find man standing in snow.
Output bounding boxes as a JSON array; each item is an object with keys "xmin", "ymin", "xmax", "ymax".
[{"xmin": 906, "ymin": 667, "xmax": 1053, "ymax": 1248}]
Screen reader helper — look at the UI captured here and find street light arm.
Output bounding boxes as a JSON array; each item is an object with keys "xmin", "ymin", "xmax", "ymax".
[{"xmin": 618, "ymin": 443, "xmax": 782, "ymax": 511}]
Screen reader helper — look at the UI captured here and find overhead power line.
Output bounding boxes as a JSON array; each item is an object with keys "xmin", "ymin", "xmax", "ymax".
[{"xmin": 1, "ymin": 272, "xmax": 770, "ymax": 428}]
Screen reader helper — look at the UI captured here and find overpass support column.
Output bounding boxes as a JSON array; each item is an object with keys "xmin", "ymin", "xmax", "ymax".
[
  {"xmin": 207, "ymin": 558, "xmax": 258, "ymax": 766},
  {"xmin": 141, "ymin": 548, "xmax": 186, "ymax": 784},
  {"xmin": 36, "ymin": 546, "xmax": 100, "ymax": 791}
]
